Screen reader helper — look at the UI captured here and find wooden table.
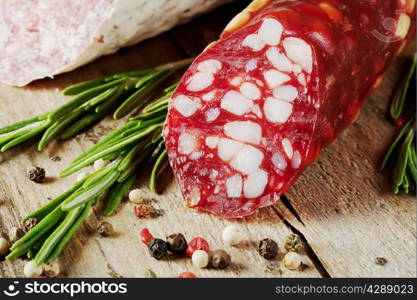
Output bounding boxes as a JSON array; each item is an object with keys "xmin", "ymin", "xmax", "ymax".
[{"xmin": 0, "ymin": 2, "xmax": 415, "ymax": 278}]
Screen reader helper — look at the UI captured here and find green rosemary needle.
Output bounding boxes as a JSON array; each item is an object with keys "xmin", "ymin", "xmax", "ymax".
[
  {"xmin": 0, "ymin": 58, "xmax": 192, "ymax": 152},
  {"xmin": 6, "ymin": 86, "xmax": 174, "ymax": 264},
  {"xmin": 381, "ymin": 54, "xmax": 416, "ymax": 194}
]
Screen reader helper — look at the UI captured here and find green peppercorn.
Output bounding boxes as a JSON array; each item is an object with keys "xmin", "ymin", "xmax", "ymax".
[
  {"xmin": 284, "ymin": 234, "xmax": 302, "ymax": 252},
  {"xmin": 258, "ymin": 238, "xmax": 278, "ymax": 260},
  {"xmin": 166, "ymin": 233, "xmax": 187, "ymax": 254},
  {"xmin": 148, "ymin": 239, "xmax": 168, "ymax": 260},
  {"xmin": 211, "ymin": 249, "xmax": 231, "ymax": 269}
]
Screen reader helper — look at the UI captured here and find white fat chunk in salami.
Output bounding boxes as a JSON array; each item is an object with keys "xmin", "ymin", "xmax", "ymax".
[
  {"xmin": 258, "ymin": 18, "xmax": 283, "ymax": 46},
  {"xmin": 187, "ymin": 187, "xmax": 201, "ymax": 207},
  {"xmin": 224, "ymin": 121, "xmax": 262, "ymax": 145},
  {"xmin": 172, "ymin": 95, "xmax": 201, "ymax": 117},
  {"xmin": 266, "ymin": 47, "xmax": 293, "ymax": 72},
  {"xmin": 245, "ymin": 59, "xmax": 258, "ymax": 72},
  {"xmin": 178, "ymin": 132, "xmax": 197, "ymax": 155},
  {"xmin": 226, "ymin": 174, "xmax": 243, "ymax": 197},
  {"xmin": 242, "ymin": 34, "xmax": 266, "ymax": 51},
  {"xmin": 283, "ymin": 37, "xmax": 313, "ymax": 73},
  {"xmin": 230, "ymin": 145, "xmax": 264, "ymax": 175},
  {"xmin": 205, "ymin": 108, "xmax": 220, "ymax": 122},
  {"xmin": 240, "ymin": 82, "xmax": 261, "ymax": 100},
  {"xmin": 197, "ymin": 59, "xmax": 222, "ymax": 73},
  {"xmin": 272, "ymin": 151, "xmax": 287, "ymax": 170},
  {"xmin": 202, "ymin": 91, "xmax": 216, "ymax": 101},
  {"xmin": 264, "ymin": 70, "xmax": 291, "ymax": 88},
  {"xmin": 243, "ymin": 169, "xmax": 268, "ymax": 198},
  {"xmin": 218, "ymin": 138, "xmax": 244, "ymax": 162},
  {"xmin": 273, "ymin": 85, "xmax": 298, "ymax": 102},
  {"xmin": 282, "ymin": 138, "xmax": 294, "ymax": 158},
  {"xmin": 264, "ymin": 97, "xmax": 293, "ymax": 123},
  {"xmin": 205, "ymin": 136, "xmax": 219, "ymax": 149},
  {"xmin": 292, "ymin": 150, "xmax": 302, "ymax": 169},
  {"xmin": 251, "ymin": 104, "xmax": 263, "ymax": 118},
  {"xmin": 186, "ymin": 72, "xmax": 214, "ymax": 91},
  {"xmin": 221, "ymin": 90, "xmax": 253, "ymax": 115},
  {"xmin": 230, "ymin": 76, "xmax": 243, "ymax": 86}
]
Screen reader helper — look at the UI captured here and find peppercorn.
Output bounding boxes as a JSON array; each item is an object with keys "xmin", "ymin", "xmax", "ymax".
[
  {"xmin": 147, "ymin": 239, "xmax": 168, "ymax": 260},
  {"xmin": 134, "ymin": 204, "xmax": 152, "ymax": 218},
  {"xmin": 166, "ymin": 233, "xmax": 187, "ymax": 254},
  {"xmin": 23, "ymin": 218, "xmax": 38, "ymax": 232},
  {"xmin": 97, "ymin": 221, "xmax": 114, "ymax": 237},
  {"xmin": 211, "ymin": 249, "xmax": 231, "ymax": 269},
  {"xmin": 178, "ymin": 272, "xmax": 197, "ymax": 278},
  {"xmin": 375, "ymin": 257, "xmax": 387, "ymax": 266},
  {"xmin": 258, "ymin": 238, "xmax": 278, "ymax": 260},
  {"xmin": 140, "ymin": 228, "xmax": 154, "ymax": 245},
  {"xmin": 186, "ymin": 237, "xmax": 210, "ymax": 257},
  {"xmin": 284, "ymin": 234, "xmax": 303, "ymax": 253},
  {"xmin": 0, "ymin": 237, "xmax": 10, "ymax": 256},
  {"xmin": 28, "ymin": 167, "xmax": 46, "ymax": 183},
  {"xmin": 284, "ymin": 252, "xmax": 302, "ymax": 270}
]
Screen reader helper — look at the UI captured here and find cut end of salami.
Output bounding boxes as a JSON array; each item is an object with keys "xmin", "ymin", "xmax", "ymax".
[
  {"xmin": 0, "ymin": 0, "xmax": 232, "ymax": 87},
  {"xmin": 164, "ymin": 0, "xmax": 415, "ymax": 217}
]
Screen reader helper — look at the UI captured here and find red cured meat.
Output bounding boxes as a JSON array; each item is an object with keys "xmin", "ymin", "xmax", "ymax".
[{"xmin": 163, "ymin": 0, "xmax": 416, "ymax": 218}]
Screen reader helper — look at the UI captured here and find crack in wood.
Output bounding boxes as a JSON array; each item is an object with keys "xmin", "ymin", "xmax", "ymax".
[
  {"xmin": 280, "ymin": 194, "xmax": 305, "ymax": 225},
  {"xmin": 271, "ymin": 206, "xmax": 331, "ymax": 278}
]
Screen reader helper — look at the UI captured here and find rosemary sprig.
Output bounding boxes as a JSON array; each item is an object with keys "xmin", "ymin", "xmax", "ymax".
[
  {"xmin": 6, "ymin": 87, "xmax": 173, "ymax": 264},
  {"xmin": 0, "ymin": 58, "xmax": 191, "ymax": 152},
  {"xmin": 381, "ymin": 54, "xmax": 416, "ymax": 194}
]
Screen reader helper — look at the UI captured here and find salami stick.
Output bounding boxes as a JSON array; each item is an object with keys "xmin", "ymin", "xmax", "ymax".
[
  {"xmin": 163, "ymin": 0, "xmax": 416, "ymax": 217},
  {"xmin": 0, "ymin": 0, "xmax": 232, "ymax": 86}
]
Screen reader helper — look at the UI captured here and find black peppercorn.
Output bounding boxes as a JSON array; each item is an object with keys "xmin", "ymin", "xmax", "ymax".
[
  {"xmin": 23, "ymin": 218, "xmax": 38, "ymax": 232},
  {"xmin": 258, "ymin": 238, "xmax": 278, "ymax": 260},
  {"xmin": 28, "ymin": 167, "xmax": 46, "ymax": 183},
  {"xmin": 166, "ymin": 233, "xmax": 187, "ymax": 254},
  {"xmin": 211, "ymin": 249, "xmax": 231, "ymax": 269},
  {"xmin": 148, "ymin": 239, "xmax": 168, "ymax": 260}
]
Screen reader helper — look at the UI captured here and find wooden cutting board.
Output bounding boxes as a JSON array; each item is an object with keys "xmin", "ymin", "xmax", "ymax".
[{"xmin": 0, "ymin": 3, "xmax": 415, "ymax": 278}]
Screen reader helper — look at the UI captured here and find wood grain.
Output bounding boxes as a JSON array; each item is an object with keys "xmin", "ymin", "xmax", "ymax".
[{"xmin": 0, "ymin": 2, "xmax": 415, "ymax": 278}]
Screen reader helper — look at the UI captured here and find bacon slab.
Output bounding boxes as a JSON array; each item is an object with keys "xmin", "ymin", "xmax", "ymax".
[
  {"xmin": 0, "ymin": 0, "xmax": 232, "ymax": 86},
  {"xmin": 163, "ymin": 0, "xmax": 416, "ymax": 217}
]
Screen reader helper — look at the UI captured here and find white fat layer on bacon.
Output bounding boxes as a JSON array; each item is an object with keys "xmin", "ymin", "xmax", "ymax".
[
  {"xmin": 205, "ymin": 136, "xmax": 219, "ymax": 149},
  {"xmin": 244, "ymin": 169, "xmax": 268, "ymax": 198},
  {"xmin": 264, "ymin": 97, "xmax": 293, "ymax": 123},
  {"xmin": 265, "ymin": 47, "xmax": 293, "ymax": 72},
  {"xmin": 272, "ymin": 151, "xmax": 287, "ymax": 170},
  {"xmin": 221, "ymin": 90, "xmax": 253, "ymax": 115},
  {"xmin": 240, "ymin": 82, "xmax": 261, "ymax": 100},
  {"xmin": 258, "ymin": 18, "xmax": 283, "ymax": 46},
  {"xmin": 205, "ymin": 108, "xmax": 220, "ymax": 122},
  {"xmin": 186, "ymin": 72, "xmax": 214, "ymax": 91},
  {"xmin": 242, "ymin": 34, "xmax": 266, "ymax": 51},
  {"xmin": 218, "ymin": 138, "xmax": 244, "ymax": 161},
  {"xmin": 197, "ymin": 59, "xmax": 222, "ymax": 73},
  {"xmin": 173, "ymin": 95, "xmax": 201, "ymax": 117},
  {"xmin": 283, "ymin": 37, "xmax": 313, "ymax": 73},
  {"xmin": 230, "ymin": 145, "xmax": 264, "ymax": 175},
  {"xmin": 292, "ymin": 150, "xmax": 302, "ymax": 169},
  {"xmin": 224, "ymin": 121, "xmax": 262, "ymax": 145},
  {"xmin": 226, "ymin": 174, "xmax": 243, "ymax": 197},
  {"xmin": 273, "ymin": 85, "xmax": 298, "ymax": 102},
  {"xmin": 178, "ymin": 132, "xmax": 196, "ymax": 155},
  {"xmin": 282, "ymin": 138, "xmax": 293, "ymax": 158},
  {"xmin": 264, "ymin": 70, "xmax": 291, "ymax": 88}
]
